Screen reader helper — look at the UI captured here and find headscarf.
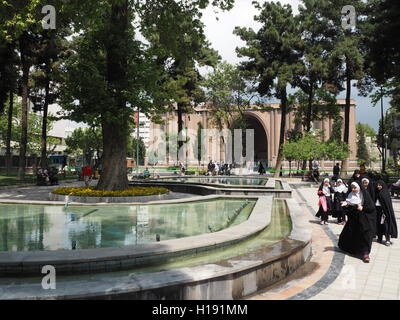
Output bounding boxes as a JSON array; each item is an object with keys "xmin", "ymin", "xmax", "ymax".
[
  {"xmin": 334, "ymin": 179, "xmax": 348, "ymax": 193},
  {"xmin": 362, "ymin": 178, "xmax": 370, "ymax": 185},
  {"xmin": 322, "ymin": 178, "xmax": 331, "ymax": 196},
  {"xmin": 346, "ymin": 182, "xmax": 364, "ymax": 206}
]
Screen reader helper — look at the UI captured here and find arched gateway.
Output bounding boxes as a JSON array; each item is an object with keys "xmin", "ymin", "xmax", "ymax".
[{"xmin": 149, "ymin": 99, "xmax": 358, "ymax": 171}]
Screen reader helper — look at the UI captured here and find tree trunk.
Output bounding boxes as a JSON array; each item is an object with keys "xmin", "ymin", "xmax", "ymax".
[
  {"xmin": 96, "ymin": 0, "xmax": 129, "ymax": 191},
  {"xmin": 5, "ymin": 90, "xmax": 13, "ymax": 176},
  {"xmin": 18, "ymin": 34, "xmax": 30, "ymax": 181},
  {"xmin": 306, "ymin": 86, "xmax": 314, "ymax": 132},
  {"xmin": 97, "ymin": 120, "xmax": 128, "ymax": 190},
  {"xmin": 177, "ymin": 102, "xmax": 185, "ymax": 162},
  {"xmin": 39, "ymin": 73, "xmax": 50, "ymax": 168},
  {"xmin": 342, "ymin": 61, "xmax": 352, "ymax": 177},
  {"xmin": 274, "ymin": 88, "xmax": 287, "ymax": 178}
]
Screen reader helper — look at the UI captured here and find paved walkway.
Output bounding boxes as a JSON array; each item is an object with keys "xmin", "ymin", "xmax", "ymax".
[
  {"xmin": 0, "ymin": 180, "xmax": 96, "ymax": 201},
  {"xmin": 249, "ymin": 184, "xmax": 400, "ymax": 300}
]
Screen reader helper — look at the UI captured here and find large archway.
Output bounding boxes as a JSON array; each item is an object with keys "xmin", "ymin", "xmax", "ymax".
[
  {"xmin": 230, "ymin": 114, "xmax": 269, "ymax": 168},
  {"xmin": 244, "ymin": 115, "xmax": 269, "ymax": 167}
]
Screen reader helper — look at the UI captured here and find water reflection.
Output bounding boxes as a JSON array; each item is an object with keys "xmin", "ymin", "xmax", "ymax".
[
  {"xmin": 161, "ymin": 177, "xmax": 268, "ymax": 186},
  {"xmin": 0, "ymin": 199, "xmax": 255, "ymax": 252}
]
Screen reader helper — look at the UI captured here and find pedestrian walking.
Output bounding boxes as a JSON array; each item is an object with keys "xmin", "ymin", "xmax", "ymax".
[
  {"xmin": 316, "ymin": 178, "xmax": 334, "ymax": 225},
  {"xmin": 333, "ymin": 179, "xmax": 348, "ymax": 225},
  {"xmin": 82, "ymin": 165, "xmax": 92, "ymax": 187},
  {"xmin": 338, "ymin": 182, "xmax": 376, "ymax": 263},
  {"xmin": 375, "ymin": 180, "xmax": 398, "ymax": 246}
]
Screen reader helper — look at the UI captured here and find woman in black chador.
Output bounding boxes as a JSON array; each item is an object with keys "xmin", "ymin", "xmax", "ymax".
[
  {"xmin": 333, "ymin": 179, "xmax": 348, "ymax": 225},
  {"xmin": 347, "ymin": 170, "xmax": 363, "ymax": 192},
  {"xmin": 362, "ymin": 178, "xmax": 375, "ymax": 200},
  {"xmin": 258, "ymin": 161, "xmax": 265, "ymax": 175},
  {"xmin": 375, "ymin": 180, "xmax": 398, "ymax": 246},
  {"xmin": 316, "ymin": 178, "xmax": 334, "ymax": 225},
  {"xmin": 338, "ymin": 182, "xmax": 376, "ymax": 263}
]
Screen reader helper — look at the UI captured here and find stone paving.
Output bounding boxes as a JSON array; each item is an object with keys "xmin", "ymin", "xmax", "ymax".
[{"xmin": 249, "ymin": 184, "xmax": 400, "ymax": 300}]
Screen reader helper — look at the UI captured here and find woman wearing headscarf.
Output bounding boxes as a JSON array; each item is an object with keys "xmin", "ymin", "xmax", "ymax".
[
  {"xmin": 338, "ymin": 182, "xmax": 376, "ymax": 263},
  {"xmin": 347, "ymin": 170, "xmax": 363, "ymax": 193},
  {"xmin": 375, "ymin": 180, "xmax": 398, "ymax": 246},
  {"xmin": 362, "ymin": 178, "xmax": 375, "ymax": 201},
  {"xmin": 333, "ymin": 179, "xmax": 348, "ymax": 225},
  {"xmin": 316, "ymin": 178, "xmax": 334, "ymax": 225}
]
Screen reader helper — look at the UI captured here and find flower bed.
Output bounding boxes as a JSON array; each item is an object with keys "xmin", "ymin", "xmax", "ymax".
[{"xmin": 52, "ymin": 186, "xmax": 169, "ymax": 197}]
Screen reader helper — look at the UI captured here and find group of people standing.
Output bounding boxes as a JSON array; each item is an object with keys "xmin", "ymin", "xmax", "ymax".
[
  {"xmin": 316, "ymin": 169, "xmax": 398, "ymax": 263},
  {"xmin": 207, "ymin": 160, "xmax": 232, "ymax": 176}
]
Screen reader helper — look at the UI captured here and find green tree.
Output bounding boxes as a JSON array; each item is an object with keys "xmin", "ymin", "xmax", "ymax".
[
  {"xmin": 295, "ymin": 1, "xmax": 341, "ymax": 133},
  {"xmin": 356, "ymin": 124, "xmax": 370, "ymax": 165},
  {"xmin": 330, "ymin": 117, "xmax": 343, "ymax": 142},
  {"xmin": 60, "ymin": 0, "xmax": 234, "ymax": 191},
  {"xmin": 283, "ymin": 133, "xmax": 325, "ymax": 163},
  {"xmin": 193, "ymin": 122, "xmax": 204, "ymax": 166},
  {"xmin": 283, "ymin": 133, "xmax": 349, "ymax": 168},
  {"xmin": 234, "ymin": 1, "xmax": 302, "ymax": 177},
  {"xmin": 363, "ymin": 0, "xmax": 400, "ymax": 86},
  {"xmin": 127, "ymin": 137, "xmax": 146, "ymax": 166},
  {"xmin": 323, "ymin": 140, "xmax": 350, "ymax": 161},
  {"xmin": 377, "ymin": 109, "xmax": 400, "ymax": 168},
  {"xmin": 0, "ymin": 98, "xmax": 58, "ymax": 160},
  {"xmin": 65, "ymin": 127, "xmax": 103, "ymax": 169},
  {"xmin": 289, "ymin": 88, "xmax": 340, "ymax": 140},
  {"xmin": 202, "ymin": 61, "xmax": 261, "ymax": 129}
]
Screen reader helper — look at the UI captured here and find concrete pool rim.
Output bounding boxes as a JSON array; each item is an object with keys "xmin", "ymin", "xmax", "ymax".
[
  {"xmin": 0, "ymin": 195, "xmax": 271, "ymax": 276},
  {"xmin": 0, "ymin": 197, "xmax": 312, "ymax": 300}
]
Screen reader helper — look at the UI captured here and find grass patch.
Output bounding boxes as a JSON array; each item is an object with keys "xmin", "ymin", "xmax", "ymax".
[
  {"xmin": 0, "ymin": 174, "xmax": 79, "ymax": 187},
  {"xmin": 52, "ymin": 186, "xmax": 170, "ymax": 197},
  {"xmin": 0, "ymin": 175, "xmax": 35, "ymax": 186}
]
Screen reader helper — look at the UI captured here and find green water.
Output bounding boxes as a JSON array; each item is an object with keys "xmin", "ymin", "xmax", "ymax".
[
  {"xmin": 0, "ymin": 200, "xmax": 290, "ymax": 285},
  {"xmin": 159, "ymin": 177, "xmax": 268, "ymax": 186},
  {"xmin": 0, "ymin": 199, "xmax": 255, "ymax": 252}
]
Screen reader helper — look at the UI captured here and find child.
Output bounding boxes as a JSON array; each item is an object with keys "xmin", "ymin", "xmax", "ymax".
[
  {"xmin": 333, "ymin": 179, "xmax": 348, "ymax": 225},
  {"xmin": 316, "ymin": 178, "xmax": 334, "ymax": 225}
]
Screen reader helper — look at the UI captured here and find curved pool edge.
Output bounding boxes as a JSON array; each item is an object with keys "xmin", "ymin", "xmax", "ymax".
[
  {"xmin": 0, "ymin": 196, "xmax": 271, "ymax": 276},
  {"xmin": 0, "ymin": 197, "xmax": 312, "ymax": 300}
]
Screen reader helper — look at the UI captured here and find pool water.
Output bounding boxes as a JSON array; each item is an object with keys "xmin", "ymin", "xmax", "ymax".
[
  {"xmin": 0, "ymin": 199, "xmax": 255, "ymax": 251},
  {"xmin": 0, "ymin": 200, "xmax": 291, "ymax": 285},
  {"xmin": 159, "ymin": 177, "xmax": 268, "ymax": 186}
]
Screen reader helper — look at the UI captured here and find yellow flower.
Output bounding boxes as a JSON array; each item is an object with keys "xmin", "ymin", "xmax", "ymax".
[{"xmin": 52, "ymin": 186, "xmax": 169, "ymax": 197}]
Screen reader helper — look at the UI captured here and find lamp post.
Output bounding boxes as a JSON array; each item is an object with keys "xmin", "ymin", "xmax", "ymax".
[
  {"xmin": 380, "ymin": 86, "xmax": 386, "ymax": 173},
  {"xmin": 136, "ymin": 106, "xmax": 140, "ymax": 177},
  {"xmin": 384, "ymin": 133, "xmax": 389, "ymax": 171}
]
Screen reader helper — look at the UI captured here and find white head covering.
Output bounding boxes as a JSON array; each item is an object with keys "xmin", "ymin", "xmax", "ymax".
[
  {"xmin": 322, "ymin": 178, "xmax": 331, "ymax": 196},
  {"xmin": 346, "ymin": 182, "xmax": 363, "ymax": 206},
  {"xmin": 362, "ymin": 178, "xmax": 370, "ymax": 185},
  {"xmin": 334, "ymin": 179, "xmax": 348, "ymax": 193}
]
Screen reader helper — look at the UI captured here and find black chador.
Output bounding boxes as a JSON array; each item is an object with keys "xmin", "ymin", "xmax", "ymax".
[
  {"xmin": 347, "ymin": 170, "xmax": 362, "ymax": 194},
  {"xmin": 362, "ymin": 178, "xmax": 376, "ymax": 202},
  {"xmin": 333, "ymin": 179, "xmax": 348, "ymax": 224},
  {"xmin": 338, "ymin": 182, "xmax": 376, "ymax": 262},
  {"xmin": 316, "ymin": 179, "xmax": 334, "ymax": 224},
  {"xmin": 375, "ymin": 180, "xmax": 398, "ymax": 245}
]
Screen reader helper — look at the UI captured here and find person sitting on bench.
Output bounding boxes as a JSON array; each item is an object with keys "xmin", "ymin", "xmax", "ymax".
[{"xmin": 390, "ymin": 178, "xmax": 400, "ymax": 197}]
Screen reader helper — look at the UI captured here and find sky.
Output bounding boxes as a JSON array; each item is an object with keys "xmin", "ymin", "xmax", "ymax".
[{"xmin": 200, "ymin": 0, "xmax": 391, "ymax": 131}]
